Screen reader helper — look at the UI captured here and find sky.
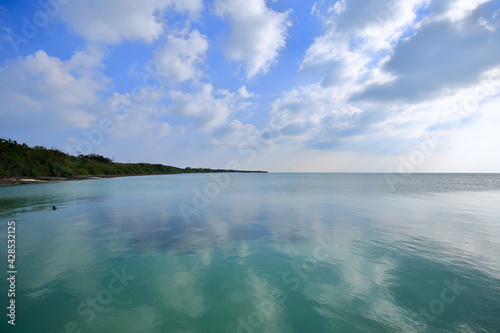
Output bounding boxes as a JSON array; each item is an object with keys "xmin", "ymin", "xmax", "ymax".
[{"xmin": 0, "ymin": 0, "xmax": 499, "ymax": 172}]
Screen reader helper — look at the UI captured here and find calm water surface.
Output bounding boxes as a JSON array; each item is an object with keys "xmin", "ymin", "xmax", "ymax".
[{"xmin": 1, "ymin": 173, "xmax": 500, "ymax": 332}]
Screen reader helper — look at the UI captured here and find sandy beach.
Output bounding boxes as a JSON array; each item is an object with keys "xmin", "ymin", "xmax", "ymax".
[{"xmin": 0, "ymin": 175, "xmax": 128, "ymax": 187}]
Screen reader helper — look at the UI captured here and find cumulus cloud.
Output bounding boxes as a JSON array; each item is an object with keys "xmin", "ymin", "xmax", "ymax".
[
  {"xmin": 265, "ymin": 83, "xmax": 389, "ymax": 152},
  {"xmin": 154, "ymin": 29, "xmax": 208, "ymax": 82},
  {"xmin": 166, "ymin": 0, "xmax": 205, "ymax": 17},
  {"xmin": 167, "ymin": 83, "xmax": 231, "ymax": 128},
  {"xmin": 211, "ymin": 119, "xmax": 259, "ymax": 147},
  {"xmin": 429, "ymin": 0, "xmax": 492, "ymax": 21},
  {"xmin": 315, "ymin": 0, "xmax": 424, "ymax": 49},
  {"xmin": 262, "ymin": 0, "xmax": 500, "ymax": 159},
  {"xmin": 214, "ymin": 0, "xmax": 291, "ymax": 78},
  {"xmin": 83, "ymin": 80, "xmax": 258, "ymax": 156},
  {"xmin": 0, "ymin": 49, "xmax": 108, "ymax": 130},
  {"xmin": 302, "ymin": 0, "xmax": 426, "ymax": 88},
  {"xmin": 104, "ymin": 88, "xmax": 174, "ymax": 141},
  {"xmin": 2, "ymin": 0, "xmax": 498, "ymax": 171},
  {"xmin": 313, "ymin": 0, "xmax": 422, "ymax": 38},
  {"xmin": 58, "ymin": 0, "xmax": 204, "ymax": 43},
  {"xmin": 355, "ymin": 2, "xmax": 500, "ymax": 102},
  {"xmin": 166, "ymin": 83, "xmax": 256, "ymax": 130},
  {"xmin": 265, "ymin": 70, "xmax": 499, "ymax": 155}
]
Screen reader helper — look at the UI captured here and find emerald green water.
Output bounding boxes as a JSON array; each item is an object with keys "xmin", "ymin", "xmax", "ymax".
[{"xmin": 1, "ymin": 174, "xmax": 500, "ymax": 332}]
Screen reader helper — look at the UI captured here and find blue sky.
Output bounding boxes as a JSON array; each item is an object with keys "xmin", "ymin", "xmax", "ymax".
[{"xmin": 1, "ymin": 0, "xmax": 499, "ymax": 172}]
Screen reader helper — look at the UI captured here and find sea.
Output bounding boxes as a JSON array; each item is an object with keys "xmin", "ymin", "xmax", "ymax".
[{"xmin": 0, "ymin": 173, "xmax": 499, "ymax": 332}]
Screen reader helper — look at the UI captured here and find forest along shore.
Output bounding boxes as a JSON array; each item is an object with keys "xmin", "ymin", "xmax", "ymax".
[{"xmin": 0, "ymin": 138, "xmax": 267, "ymax": 186}]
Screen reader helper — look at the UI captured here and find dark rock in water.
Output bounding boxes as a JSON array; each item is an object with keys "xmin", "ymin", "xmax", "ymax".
[{"xmin": 53, "ymin": 206, "xmax": 57, "ymax": 211}]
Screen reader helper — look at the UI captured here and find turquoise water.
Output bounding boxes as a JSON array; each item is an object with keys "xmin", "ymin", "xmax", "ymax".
[{"xmin": 1, "ymin": 173, "xmax": 500, "ymax": 332}]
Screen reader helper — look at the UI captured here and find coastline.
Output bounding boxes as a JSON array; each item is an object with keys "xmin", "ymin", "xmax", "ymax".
[
  {"xmin": 0, "ymin": 140, "xmax": 267, "ymax": 186},
  {"xmin": 0, "ymin": 171, "xmax": 268, "ymax": 187},
  {"xmin": 0, "ymin": 174, "xmax": 158, "ymax": 187}
]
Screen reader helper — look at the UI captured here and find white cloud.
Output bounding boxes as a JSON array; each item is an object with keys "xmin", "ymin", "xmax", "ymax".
[
  {"xmin": 105, "ymin": 88, "xmax": 174, "ymax": 140},
  {"xmin": 3, "ymin": 0, "xmax": 498, "ymax": 172},
  {"xmin": 166, "ymin": 0, "xmax": 205, "ymax": 17},
  {"xmin": 355, "ymin": 3, "xmax": 500, "ymax": 103},
  {"xmin": 154, "ymin": 29, "xmax": 208, "ymax": 82},
  {"xmin": 260, "ymin": 0, "xmax": 500, "ymax": 162},
  {"xmin": 167, "ymin": 83, "xmax": 231, "ymax": 128},
  {"xmin": 438, "ymin": 0, "xmax": 491, "ymax": 21},
  {"xmin": 302, "ymin": 0, "xmax": 426, "ymax": 88},
  {"xmin": 265, "ymin": 65, "xmax": 499, "ymax": 157},
  {"xmin": 214, "ymin": 0, "xmax": 291, "ymax": 78},
  {"xmin": 166, "ymin": 83, "xmax": 256, "ymax": 130},
  {"xmin": 264, "ymin": 83, "xmax": 368, "ymax": 150},
  {"xmin": 309, "ymin": 0, "xmax": 425, "ymax": 52},
  {"xmin": 58, "ymin": 0, "xmax": 204, "ymax": 44},
  {"xmin": 95, "ymin": 80, "xmax": 258, "ymax": 156},
  {"xmin": 237, "ymin": 85, "xmax": 256, "ymax": 99},
  {"xmin": 0, "ymin": 49, "xmax": 108, "ymax": 130},
  {"xmin": 211, "ymin": 119, "xmax": 259, "ymax": 147}
]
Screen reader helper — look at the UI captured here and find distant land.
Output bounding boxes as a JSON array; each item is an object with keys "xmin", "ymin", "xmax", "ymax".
[{"xmin": 0, "ymin": 138, "xmax": 266, "ymax": 185}]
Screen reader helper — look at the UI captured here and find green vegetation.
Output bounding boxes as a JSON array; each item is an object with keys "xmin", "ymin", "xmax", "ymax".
[{"xmin": 0, "ymin": 138, "xmax": 266, "ymax": 178}]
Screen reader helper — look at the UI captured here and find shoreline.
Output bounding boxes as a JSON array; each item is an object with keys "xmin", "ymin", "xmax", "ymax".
[
  {"xmin": 0, "ymin": 174, "xmax": 165, "ymax": 187},
  {"xmin": 0, "ymin": 171, "xmax": 268, "ymax": 187}
]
